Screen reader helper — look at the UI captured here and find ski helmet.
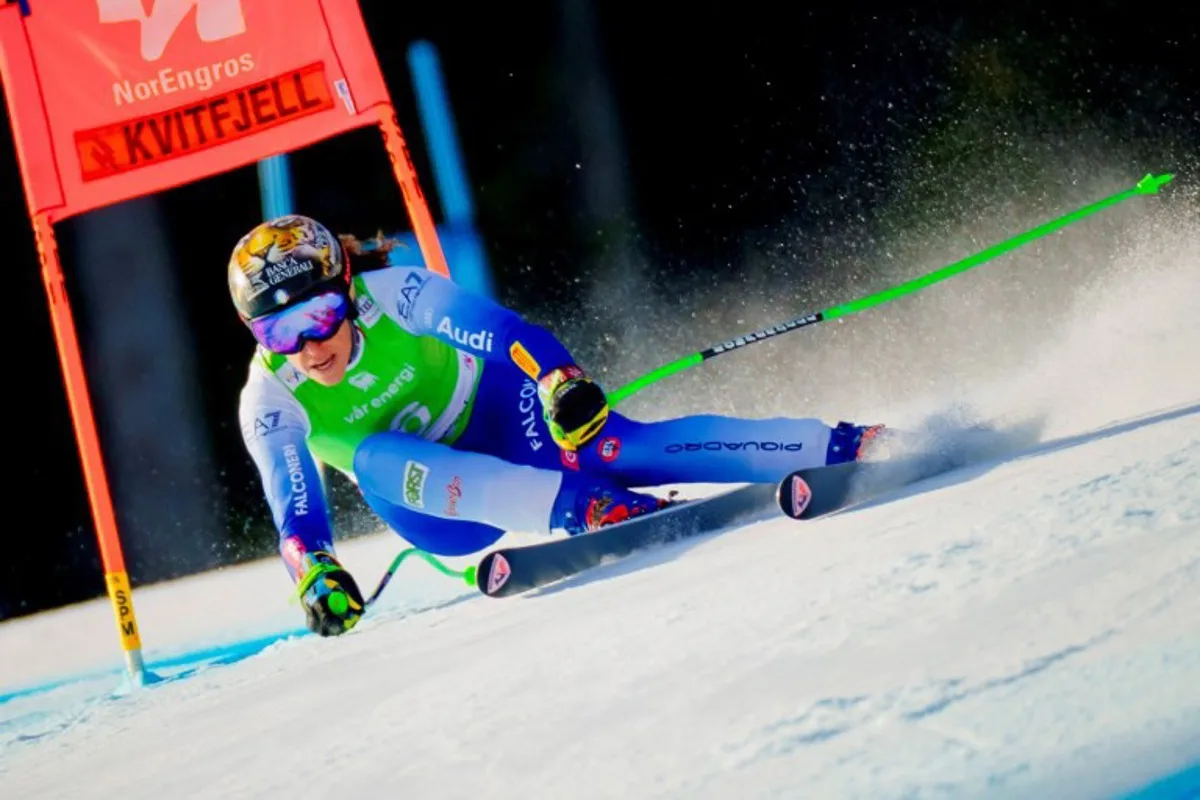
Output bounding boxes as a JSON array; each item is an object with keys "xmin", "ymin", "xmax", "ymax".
[{"xmin": 228, "ymin": 214, "xmax": 350, "ymax": 321}]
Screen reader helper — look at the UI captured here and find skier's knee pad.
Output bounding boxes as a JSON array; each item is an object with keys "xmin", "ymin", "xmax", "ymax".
[
  {"xmin": 352, "ymin": 430, "xmax": 444, "ymax": 496},
  {"xmin": 354, "ymin": 429, "xmax": 564, "ymax": 537},
  {"xmin": 359, "ymin": 484, "xmax": 506, "ymax": 556}
]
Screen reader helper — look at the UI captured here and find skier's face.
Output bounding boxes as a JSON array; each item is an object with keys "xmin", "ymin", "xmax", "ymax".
[{"xmin": 286, "ymin": 319, "xmax": 353, "ymax": 386}]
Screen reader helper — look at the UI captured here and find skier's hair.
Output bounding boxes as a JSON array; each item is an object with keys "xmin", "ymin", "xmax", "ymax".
[{"xmin": 338, "ymin": 231, "xmax": 408, "ymax": 274}]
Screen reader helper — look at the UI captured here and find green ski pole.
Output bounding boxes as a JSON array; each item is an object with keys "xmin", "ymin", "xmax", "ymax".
[
  {"xmin": 609, "ymin": 173, "xmax": 1174, "ymax": 406},
  {"xmin": 365, "ymin": 547, "xmax": 477, "ymax": 607}
]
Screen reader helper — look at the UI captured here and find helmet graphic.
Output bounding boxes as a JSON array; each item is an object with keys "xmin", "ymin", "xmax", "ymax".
[{"xmin": 228, "ymin": 215, "xmax": 349, "ymax": 321}]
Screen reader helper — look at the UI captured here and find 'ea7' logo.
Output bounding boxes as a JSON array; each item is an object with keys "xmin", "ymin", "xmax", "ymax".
[{"xmin": 97, "ymin": 0, "xmax": 247, "ymax": 62}]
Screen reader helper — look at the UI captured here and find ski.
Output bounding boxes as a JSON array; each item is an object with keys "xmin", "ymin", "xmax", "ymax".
[
  {"xmin": 475, "ymin": 455, "xmax": 952, "ymax": 599},
  {"xmin": 476, "ymin": 481, "xmax": 779, "ymax": 597},
  {"xmin": 776, "ymin": 454, "xmax": 951, "ymax": 520}
]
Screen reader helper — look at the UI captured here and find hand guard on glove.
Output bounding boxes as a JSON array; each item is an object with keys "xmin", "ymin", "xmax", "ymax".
[
  {"xmin": 294, "ymin": 551, "xmax": 365, "ymax": 637},
  {"xmin": 537, "ymin": 365, "xmax": 609, "ymax": 451}
]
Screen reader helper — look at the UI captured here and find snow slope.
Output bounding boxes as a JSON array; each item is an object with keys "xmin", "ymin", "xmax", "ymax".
[
  {"xmin": 1, "ymin": 401, "xmax": 1197, "ymax": 800},
  {"xmin": 1, "ymin": 194, "xmax": 1198, "ymax": 799}
]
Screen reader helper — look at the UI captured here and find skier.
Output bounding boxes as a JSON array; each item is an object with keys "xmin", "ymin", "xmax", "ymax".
[{"xmin": 230, "ymin": 215, "xmax": 882, "ymax": 635}]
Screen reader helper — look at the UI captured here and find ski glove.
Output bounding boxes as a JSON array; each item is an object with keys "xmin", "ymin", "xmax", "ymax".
[
  {"xmin": 294, "ymin": 551, "xmax": 366, "ymax": 637},
  {"xmin": 537, "ymin": 365, "xmax": 609, "ymax": 451}
]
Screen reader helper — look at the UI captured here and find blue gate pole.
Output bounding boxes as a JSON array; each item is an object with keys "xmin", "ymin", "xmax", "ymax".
[
  {"xmin": 407, "ymin": 40, "xmax": 495, "ymax": 297},
  {"xmin": 257, "ymin": 154, "xmax": 295, "ymax": 219}
]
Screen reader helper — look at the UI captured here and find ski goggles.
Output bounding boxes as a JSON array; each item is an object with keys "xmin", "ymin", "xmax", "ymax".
[{"xmin": 247, "ymin": 290, "xmax": 351, "ymax": 355}]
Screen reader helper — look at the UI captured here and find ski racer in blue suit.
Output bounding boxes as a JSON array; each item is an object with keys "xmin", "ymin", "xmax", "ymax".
[{"xmin": 229, "ymin": 216, "xmax": 883, "ymax": 635}]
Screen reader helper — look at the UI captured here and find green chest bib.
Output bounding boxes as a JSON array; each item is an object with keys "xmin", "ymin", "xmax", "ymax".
[{"xmin": 259, "ymin": 279, "xmax": 481, "ymax": 474}]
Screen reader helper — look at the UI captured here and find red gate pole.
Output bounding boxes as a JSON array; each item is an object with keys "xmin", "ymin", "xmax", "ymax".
[{"xmin": 32, "ymin": 211, "xmax": 146, "ymax": 683}]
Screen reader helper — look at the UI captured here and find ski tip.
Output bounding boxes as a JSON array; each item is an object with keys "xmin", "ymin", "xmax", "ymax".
[
  {"xmin": 477, "ymin": 551, "xmax": 512, "ymax": 596},
  {"xmin": 777, "ymin": 471, "xmax": 813, "ymax": 519}
]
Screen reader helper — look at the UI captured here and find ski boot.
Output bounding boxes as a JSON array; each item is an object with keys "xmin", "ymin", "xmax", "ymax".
[
  {"xmin": 583, "ymin": 488, "xmax": 677, "ymax": 531},
  {"xmin": 554, "ymin": 476, "xmax": 674, "ymax": 535},
  {"xmin": 294, "ymin": 551, "xmax": 366, "ymax": 637},
  {"xmin": 826, "ymin": 421, "xmax": 889, "ymax": 464}
]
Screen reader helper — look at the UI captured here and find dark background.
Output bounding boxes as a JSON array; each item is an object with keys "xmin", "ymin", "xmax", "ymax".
[{"xmin": 1, "ymin": 1, "xmax": 1196, "ymax": 619}]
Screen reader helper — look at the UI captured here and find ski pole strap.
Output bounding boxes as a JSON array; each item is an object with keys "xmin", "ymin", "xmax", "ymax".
[{"xmin": 608, "ymin": 172, "xmax": 1174, "ymax": 407}]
